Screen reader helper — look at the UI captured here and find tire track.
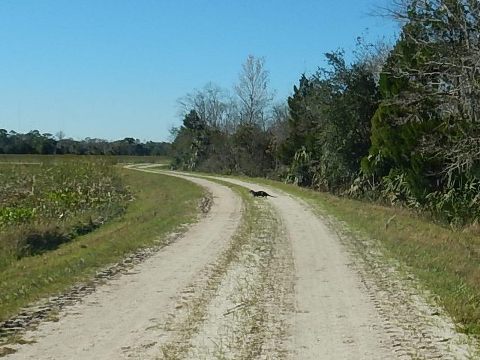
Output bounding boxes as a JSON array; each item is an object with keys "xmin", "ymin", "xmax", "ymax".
[{"xmin": 184, "ymin": 198, "xmax": 294, "ymax": 360}]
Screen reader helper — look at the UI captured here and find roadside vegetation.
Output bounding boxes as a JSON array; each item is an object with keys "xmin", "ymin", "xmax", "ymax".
[
  {"xmin": 0, "ymin": 162, "xmax": 203, "ymax": 322},
  {"xmin": 167, "ymin": 0, "xmax": 480, "ymax": 335},
  {"xmin": 170, "ymin": 0, "xmax": 480, "ymax": 228},
  {"xmin": 165, "ymin": 0, "xmax": 480, "ymax": 341}
]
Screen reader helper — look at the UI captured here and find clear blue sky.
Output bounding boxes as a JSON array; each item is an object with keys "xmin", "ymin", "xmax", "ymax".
[{"xmin": 0, "ymin": 0, "xmax": 398, "ymax": 142}]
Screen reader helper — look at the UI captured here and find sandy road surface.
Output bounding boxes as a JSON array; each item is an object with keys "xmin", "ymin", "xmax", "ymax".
[{"xmin": 4, "ymin": 168, "xmax": 478, "ymax": 359}]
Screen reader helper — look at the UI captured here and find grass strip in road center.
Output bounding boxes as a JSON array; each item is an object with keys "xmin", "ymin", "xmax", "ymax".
[{"xmin": 155, "ymin": 178, "xmax": 292, "ymax": 359}]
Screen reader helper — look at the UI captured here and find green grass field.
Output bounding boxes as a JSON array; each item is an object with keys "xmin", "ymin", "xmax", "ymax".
[{"xmin": 0, "ymin": 162, "xmax": 202, "ymax": 322}]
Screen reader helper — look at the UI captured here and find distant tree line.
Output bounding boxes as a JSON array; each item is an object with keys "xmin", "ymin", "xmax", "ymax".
[
  {"xmin": 171, "ymin": 0, "xmax": 480, "ymax": 225},
  {"xmin": 0, "ymin": 129, "xmax": 171, "ymax": 156}
]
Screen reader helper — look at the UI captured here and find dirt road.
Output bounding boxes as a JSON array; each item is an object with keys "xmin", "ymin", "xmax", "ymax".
[{"xmin": 4, "ymin": 168, "xmax": 478, "ymax": 359}]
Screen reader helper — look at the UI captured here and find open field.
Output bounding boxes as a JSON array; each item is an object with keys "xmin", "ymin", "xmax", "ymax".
[
  {"xmin": 0, "ymin": 155, "xmax": 170, "ymax": 270},
  {"xmin": 0, "ymin": 164, "xmax": 203, "ymax": 323},
  {"xmin": 0, "ymin": 154, "xmax": 171, "ymax": 165}
]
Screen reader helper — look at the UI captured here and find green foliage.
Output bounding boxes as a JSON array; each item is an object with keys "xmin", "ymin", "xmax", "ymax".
[
  {"xmin": 171, "ymin": 109, "xmax": 276, "ymax": 176},
  {"xmin": 285, "ymin": 147, "xmax": 317, "ymax": 187},
  {"xmin": 364, "ymin": 98, "xmax": 438, "ymax": 199},
  {"xmin": 280, "ymin": 75, "xmax": 318, "ymax": 164},
  {"xmin": 362, "ymin": 0, "xmax": 480, "ymax": 225},
  {"xmin": 380, "ymin": 171, "xmax": 421, "ymax": 209},
  {"xmin": 283, "ymin": 52, "xmax": 380, "ymax": 191},
  {"xmin": 424, "ymin": 178, "xmax": 480, "ymax": 226},
  {"xmin": 0, "ymin": 207, "xmax": 36, "ymax": 226},
  {"xmin": 171, "ymin": 110, "xmax": 210, "ymax": 171},
  {"xmin": 171, "ymin": 11, "xmax": 480, "ymax": 225},
  {"xmin": 171, "ymin": 57, "xmax": 278, "ymax": 177},
  {"xmin": 231, "ymin": 122, "xmax": 275, "ymax": 176}
]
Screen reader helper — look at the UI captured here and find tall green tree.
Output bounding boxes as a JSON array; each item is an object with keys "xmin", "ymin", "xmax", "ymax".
[
  {"xmin": 364, "ymin": 0, "xmax": 480, "ymax": 223},
  {"xmin": 171, "ymin": 110, "xmax": 209, "ymax": 170},
  {"xmin": 282, "ymin": 52, "xmax": 380, "ymax": 190}
]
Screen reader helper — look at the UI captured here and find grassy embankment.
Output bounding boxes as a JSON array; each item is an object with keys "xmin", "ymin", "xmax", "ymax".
[
  {"xmin": 246, "ymin": 177, "xmax": 480, "ymax": 338},
  {"xmin": 0, "ymin": 158, "xmax": 202, "ymax": 322}
]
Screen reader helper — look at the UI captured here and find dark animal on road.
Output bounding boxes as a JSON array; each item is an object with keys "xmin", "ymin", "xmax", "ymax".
[{"xmin": 249, "ymin": 190, "xmax": 276, "ymax": 198}]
